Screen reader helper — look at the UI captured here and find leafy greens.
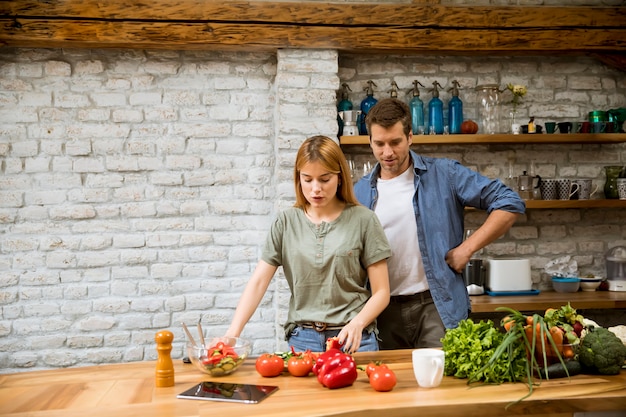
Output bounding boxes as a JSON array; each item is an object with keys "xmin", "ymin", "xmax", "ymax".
[{"xmin": 442, "ymin": 318, "xmax": 527, "ymax": 384}]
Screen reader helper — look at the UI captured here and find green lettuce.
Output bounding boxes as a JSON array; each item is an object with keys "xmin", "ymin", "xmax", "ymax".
[{"xmin": 442, "ymin": 318, "xmax": 527, "ymax": 384}]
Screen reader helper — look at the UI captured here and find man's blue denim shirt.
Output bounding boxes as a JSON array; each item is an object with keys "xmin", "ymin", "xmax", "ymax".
[{"xmin": 354, "ymin": 150, "xmax": 526, "ymax": 329}]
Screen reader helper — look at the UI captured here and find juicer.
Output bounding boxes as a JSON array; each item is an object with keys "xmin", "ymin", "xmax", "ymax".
[{"xmin": 606, "ymin": 246, "xmax": 626, "ymax": 291}]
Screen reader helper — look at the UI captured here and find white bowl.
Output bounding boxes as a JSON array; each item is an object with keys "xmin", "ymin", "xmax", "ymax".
[{"xmin": 580, "ymin": 277, "xmax": 602, "ymax": 292}]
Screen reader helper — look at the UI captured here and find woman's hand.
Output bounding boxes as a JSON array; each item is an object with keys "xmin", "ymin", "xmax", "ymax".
[{"xmin": 337, "ymin": 321, "xmax": 364, "ymax": 354}]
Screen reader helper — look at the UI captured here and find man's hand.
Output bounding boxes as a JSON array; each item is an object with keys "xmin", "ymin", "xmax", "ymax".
[{"xmin": 445, "ymin": 244, "xmax": 473, "ymax": 273}]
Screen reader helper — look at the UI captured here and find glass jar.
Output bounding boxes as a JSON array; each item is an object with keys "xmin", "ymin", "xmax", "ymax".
[
  {"xmin": 604, "ymin": 165, "xmax": 625, "ymax": 199},
  {"xmin": 475, "ymin": 84, "xmax": 502, "ymax": 134}
]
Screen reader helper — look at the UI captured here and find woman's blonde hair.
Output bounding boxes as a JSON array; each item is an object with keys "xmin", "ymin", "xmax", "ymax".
[{"xmin": 293, "ymin": 135, "xmax": 358, "ymax": 209}]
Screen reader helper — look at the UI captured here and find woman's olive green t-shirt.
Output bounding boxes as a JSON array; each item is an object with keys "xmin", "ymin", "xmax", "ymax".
[{"xmin": 261, "ymin": 204, "xmax": 391, "ymax": 339}]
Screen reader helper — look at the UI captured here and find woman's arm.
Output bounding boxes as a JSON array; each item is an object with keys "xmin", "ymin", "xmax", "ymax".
[
  {"xmin": 225, "ymin": 260, "xmax": 278, "ymax": 338},
  {"xmin": 338, "ymin": 258, "xmax": 390, "ymax": 353}
]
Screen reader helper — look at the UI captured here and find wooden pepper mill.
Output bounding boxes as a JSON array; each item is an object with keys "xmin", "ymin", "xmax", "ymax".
[{"xmin": 155, "ymin": 330, "xmax": 175, "ymax": 387}]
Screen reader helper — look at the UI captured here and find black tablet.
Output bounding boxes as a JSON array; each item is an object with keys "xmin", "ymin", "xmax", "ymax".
[{"xmin": 177, "ymin": 381, "xmax": 279, "ymax": 404}]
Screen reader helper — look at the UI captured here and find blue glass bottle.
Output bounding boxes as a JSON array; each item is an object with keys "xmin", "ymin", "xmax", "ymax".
[
  {"xmin": 428, "ymin": 81, "xmax": 444, "ymax": 135},
  {"xmin": 337, "ymin": 83, "xmax": 353, "ymax": 137},
  {"xmin": 448, "ymin": 80, "xmax": 463, "ymax": 134},
  {"xmin": 409, "ymin": 80, "xmax": 425, "ymax": 135},
  {"xmin": 359, "ymin": 80, "xmax": 378, "ymax": 135}
]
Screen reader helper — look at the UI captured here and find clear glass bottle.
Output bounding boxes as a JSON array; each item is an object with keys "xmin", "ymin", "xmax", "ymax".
[{"xmin": 475, "ymin": 84, "xmax": 502, "ymax": 134}]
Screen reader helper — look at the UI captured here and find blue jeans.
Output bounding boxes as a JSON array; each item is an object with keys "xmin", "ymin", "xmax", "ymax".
[{"xmin": 288, "ymin": 327, "xmax": 379, "ymax": 352}]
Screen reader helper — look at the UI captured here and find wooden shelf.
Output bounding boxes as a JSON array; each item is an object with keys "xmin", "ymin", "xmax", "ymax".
[
  {"xmin": 340, "ymin": 133, "xmax": 626, "ymax": 145},
  {"xmin": 525, "ymin": 199, "xmax": 626, "ymax": 209}
]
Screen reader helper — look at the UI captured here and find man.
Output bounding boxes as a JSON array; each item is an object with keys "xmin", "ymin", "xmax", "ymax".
[{"xmin": 354, "ymin": 98, "xmax": 525, "ymax": 349}]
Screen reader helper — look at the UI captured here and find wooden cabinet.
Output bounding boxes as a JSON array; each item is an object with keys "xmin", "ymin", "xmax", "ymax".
[{"xmin": 340, "ymin": 133, "xmax": 626, "ymax": 209}]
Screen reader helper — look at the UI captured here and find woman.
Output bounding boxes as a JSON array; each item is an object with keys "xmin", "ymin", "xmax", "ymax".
[{"xmin": 225, "ymin": 135, "xmax": 391, "ymax": 353}]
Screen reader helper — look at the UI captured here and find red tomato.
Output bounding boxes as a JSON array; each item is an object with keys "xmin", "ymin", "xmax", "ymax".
[
  {"xmin": 365, "ymin": 361, "xmax": 379, "ymax": 378},
  {"xmin": 255, "ymin": 353, "xmax": 284, "ymax": 377},
  {"xmin": 369, "ymin": 366, "xmax": 397, "ymax": 392},
  {"xmin": 287, "ymin": 354, "xmax": 314, "ymax": 377}
]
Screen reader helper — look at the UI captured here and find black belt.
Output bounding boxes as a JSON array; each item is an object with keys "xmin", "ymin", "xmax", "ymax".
[
  {"xmin": 299, "ymin": 322, "xmax": 344, "ymax": 332},
  {"xmin": 390, "ymin": 290, "xmax": 432, "ymax": 303}
]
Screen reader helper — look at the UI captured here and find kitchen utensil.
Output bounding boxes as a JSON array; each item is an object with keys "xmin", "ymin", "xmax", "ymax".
[
  {"xmin": 517, "ymin": 171, "xmax": 540, "ymax": 200},
  {"xmin": 339, "ymin": 110, "xmax": 361, "ymax": 136},
  {"xmin": 485, "ymin": 258, "xmax": 532, "ymax": 292},
  {"xmin": 197, "ymin": 322, "xmax": 206, "ymax": 348},
  {"xmin": 182, "ymin": 323, "xmax": 198, "ymax": 348}
]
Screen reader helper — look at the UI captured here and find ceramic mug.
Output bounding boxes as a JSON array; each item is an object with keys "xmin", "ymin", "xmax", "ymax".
[
  {"xmin": 579, "ymin": 121, "xmax": 591, "ymax": 133},
  {"xmin": 571, "ymin": 178, "xmax": 598, "ymax": 200},
  {"xmin": 540, "ymin": 179, "xmax": 558, "ymax": 200},
  {"xmin": 557, "ymin": 122, "xmax": 572, "ymax": 134},
  {"xmin": 556, "ymin": 179, "xmax": 580, "ymax": 200},
  {"xmin": 571, "ymin": 121, "xmax": 581, "ymax": 133},
  {"xmin": 593, "ymin": 121, "xmax": 606, "ymax": 133},
  {"xmin": 412, "ymin": 348, "xmax": 445, "ymax": 388},
  {"xmin": 545, "ymin": 122, "xmax": 557, "ymax": 134},
  {"xmin": 617, "ymin": 178, "xmax": 626, "ymax": 200}
]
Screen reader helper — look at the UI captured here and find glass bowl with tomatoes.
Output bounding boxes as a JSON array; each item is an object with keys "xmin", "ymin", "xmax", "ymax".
[{"xmin": 187, "ymin": 337, "xmax": 251, "ymax": 376}]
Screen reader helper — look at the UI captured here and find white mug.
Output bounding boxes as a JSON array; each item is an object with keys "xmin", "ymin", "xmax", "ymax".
[{"xmin": 412, "ymin": 348, "xmax": 445, "ymax": 388}]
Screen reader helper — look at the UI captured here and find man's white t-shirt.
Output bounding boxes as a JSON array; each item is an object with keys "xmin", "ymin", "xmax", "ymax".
[{"xmin": 374, "ymin": 166, "xmax": 428, "ymax": 296}]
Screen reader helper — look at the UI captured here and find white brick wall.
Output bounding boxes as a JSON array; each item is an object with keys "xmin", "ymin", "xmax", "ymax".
[{"xmin": 1, "ymin": 45, "xmax": 626, "ymax": 374}]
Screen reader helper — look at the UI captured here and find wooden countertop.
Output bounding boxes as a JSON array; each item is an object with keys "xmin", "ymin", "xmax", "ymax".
[
  {"xmin": 1, "ymin": 350, "xmax": 625, "ymax": 417},
  {"xmin": 470, "ymin": 290, "xmax": 626, "ymax": 313}
]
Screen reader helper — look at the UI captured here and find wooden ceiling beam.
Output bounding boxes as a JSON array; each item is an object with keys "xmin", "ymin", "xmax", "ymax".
[{"xmin": 1, "ymin": 0, "xmax": 625, "ymax": 69}]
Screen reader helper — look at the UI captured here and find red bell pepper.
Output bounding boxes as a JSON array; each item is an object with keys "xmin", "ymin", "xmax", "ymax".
[
  {"xmin": 326, "ymin": 336, "xmax": 343, "ymax": 351},
  {"xmin": 312, "ymin": 348, "xmax": 342, "ymax": 376},
  {"xmin": 316, "ymin": 351, "xmax": 357, "ymax": 389}
]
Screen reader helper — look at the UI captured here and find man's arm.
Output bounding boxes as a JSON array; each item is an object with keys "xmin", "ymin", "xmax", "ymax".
[{"xmin": 444, "ymin": 210, "xmax": 520, "ymax": 273}]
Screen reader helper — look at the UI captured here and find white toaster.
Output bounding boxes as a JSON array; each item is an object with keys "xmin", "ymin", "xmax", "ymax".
[{"xmin": 485, "ymin": 258, "xmax": 532, "ymax": 292}]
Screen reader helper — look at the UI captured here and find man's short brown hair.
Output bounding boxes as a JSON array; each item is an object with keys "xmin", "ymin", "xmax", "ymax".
[{"xmin": 365, "ymin": 98, "xmax": 412, "ymax": 137}]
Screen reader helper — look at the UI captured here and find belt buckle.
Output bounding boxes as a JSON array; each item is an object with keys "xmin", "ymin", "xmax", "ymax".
[{"xmin": 313, "ymin": 322, "xmax": 327, "ymax": 332}]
